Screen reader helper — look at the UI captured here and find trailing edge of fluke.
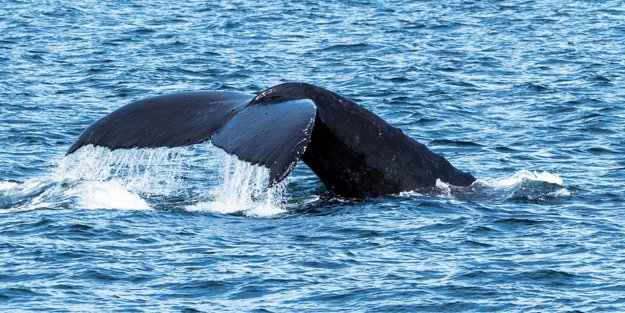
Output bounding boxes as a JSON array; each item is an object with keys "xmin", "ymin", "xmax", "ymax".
[{"xmin": 67, "ymin": 83, "xmax": 475, "ymax": 198}]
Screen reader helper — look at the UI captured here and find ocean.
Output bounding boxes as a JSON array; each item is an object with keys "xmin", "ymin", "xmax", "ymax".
[{"xmin": 1, "ymin": 1, "xmax": 624, "ymax": 312}]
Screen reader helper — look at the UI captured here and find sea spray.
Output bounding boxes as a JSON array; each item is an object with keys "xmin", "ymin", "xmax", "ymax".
[
  {"xmin": 55, "ymin": 145, "xmax": 189, "ymax": 196},
  {"xmin": 1, "ymin": 145, "xmax": 192, "ymax": 212},
  {"xmin": 186, "ymin": 152, "xmax": 288, "ymax": 217},
  {"xmin": 47, "ymin": 144, "xmax": 288, "ymax": 215}
]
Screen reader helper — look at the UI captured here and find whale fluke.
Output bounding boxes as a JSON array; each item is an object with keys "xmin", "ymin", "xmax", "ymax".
[
  {"xmin": 211, "ymin": 99, "xmax": 316, "ymax": 185},
  {"xmin": 67, "ymin": 91, "xmax": 253, "ymax": 153},
  {"xmin": 68, "ymin": 83, "xmax": 475, "ymax": 198}
]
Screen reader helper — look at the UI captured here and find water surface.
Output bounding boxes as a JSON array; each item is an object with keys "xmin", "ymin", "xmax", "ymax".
[{"xmin": 1, "ymin": 1, "xmax": 624, "ymax": 312}]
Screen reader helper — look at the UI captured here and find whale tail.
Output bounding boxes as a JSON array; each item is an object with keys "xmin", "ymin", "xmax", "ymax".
[{"xmin": 68, "ymin": 83, "xmax": 475, "ymax": 198}]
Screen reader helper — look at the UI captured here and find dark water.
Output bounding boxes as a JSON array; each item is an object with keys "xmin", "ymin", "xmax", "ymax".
[{"xmin": 2, "ymin": 1, "xmax": 624, "ymax": 312}]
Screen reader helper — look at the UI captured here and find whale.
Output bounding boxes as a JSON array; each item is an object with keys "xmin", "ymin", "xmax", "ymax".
[{"xmin": 67, "ymin": 83, "xmax": 475, "ymax": 198}]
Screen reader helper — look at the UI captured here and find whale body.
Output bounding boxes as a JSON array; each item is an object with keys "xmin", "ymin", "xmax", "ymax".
[{"xmin": 67, "ymin": 83, "xmax": 475, "ymax": 198}]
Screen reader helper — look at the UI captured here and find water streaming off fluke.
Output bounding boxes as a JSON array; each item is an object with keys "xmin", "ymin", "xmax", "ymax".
[
  {"xmin": 185, "ymin": 155, "xmax": 288, "ymax": 217},
  {"xmin": 2, "ymin": 145, "xmax": 288, "ymax": 216}
]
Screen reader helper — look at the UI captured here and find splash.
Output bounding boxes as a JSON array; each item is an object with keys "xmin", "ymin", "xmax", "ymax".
[
  {"xmin": 401, "ymin": 170, "xmax": 570, "ymax": 202},
  {"xmin": 65, "ymin": 181, "xmax": 150, "ymax": 210},
  {"xmin": 0, "ymin": 181, "xmax": 18, "ymax": 191},
  {"xmin": 55, "ymin": 145, "xmax": 189, "ymax": 195},
  {"xmin": 483, "ymin": 170, "xmax": 564, "ymax": 188},
  {"xmin": 474, "ymin": 170, "xmax": 571, "ymax": 201},
  {"xmin": 0, "ymin": 144, "xmax": 181, "ymax": 212},
  {"xmin": 186, "ymin": 153, "xmax": 287, "ymax": 217},
  {"xmin": 7, "ymin": 144, "xmax": 567, "ymax": 212},
  {"xmin": 2, "ymin": 145, "xmax": 288, "ymax": 216}
]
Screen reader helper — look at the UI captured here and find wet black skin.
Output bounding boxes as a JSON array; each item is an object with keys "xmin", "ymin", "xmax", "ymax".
[{"xmin": 68, "ymin": 83, "xmax": 475, "ymax": 198}]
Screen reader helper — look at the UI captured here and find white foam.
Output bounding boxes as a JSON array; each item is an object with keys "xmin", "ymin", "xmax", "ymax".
[
  {"xmin": 0, "ymin": 181, "xmax": 18, "ymax": 191},
  {"xmin": 67, "ymin": 181, "xmax": 150, "ymax": 210},
  {"xmin": 399, "ymin": 170, "xmax": 570, "ymax": 201},
  {"xmin": 482, "ymin": 170, "xmax": 564, "ymax": 188},
  {"xmin": 1, "ymin": 178, "xmax": 151, "ymax": 212},
  {"xmin": 435, "ymin": 178, "xmax": 452, "ymax": 198},
  {"xmin": 547, "ymin": 188, "xmax": 572, "ymax": 198},
  {"xmin": 4, "ymin": 144, "xmax": 289, "ymax": 215},
  {"xmin": 1, "ymin": 145, "xmax": 186, "ymax": 212},
  {"xmin": 49, "ymin": 145, "xmax": 287, "ymax": 216}
]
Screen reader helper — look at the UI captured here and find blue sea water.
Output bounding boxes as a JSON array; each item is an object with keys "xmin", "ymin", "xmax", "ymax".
[{"xmin": 1, "ymin": 0, "xmax": 625, "ymax": 311}]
